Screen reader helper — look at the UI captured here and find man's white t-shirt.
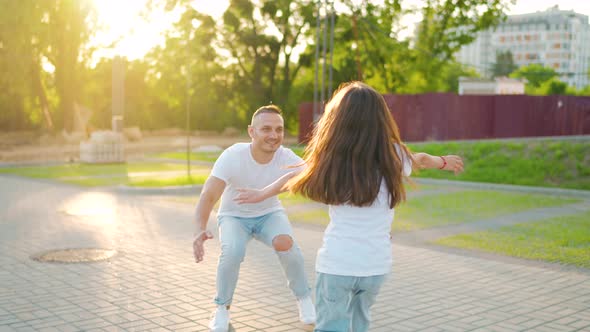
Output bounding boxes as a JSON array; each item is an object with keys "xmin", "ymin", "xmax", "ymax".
[
  {"xmin": 316, "ymin": 148, "xmax": 412, "ymax": 277},
  {"xmin": 211, "ymin": 143, "xmax": 303, "ymax": 218}
]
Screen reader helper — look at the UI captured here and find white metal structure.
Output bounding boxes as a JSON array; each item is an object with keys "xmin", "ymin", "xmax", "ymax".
[{"xmin": 458, "ymin": 77, "xmax": 526, "ymax": 95}]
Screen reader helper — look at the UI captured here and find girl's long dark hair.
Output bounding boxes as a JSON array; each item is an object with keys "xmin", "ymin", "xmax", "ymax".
[{"xmin": 288, "ymin": 81, "xmax": 413, "ymax": 208}]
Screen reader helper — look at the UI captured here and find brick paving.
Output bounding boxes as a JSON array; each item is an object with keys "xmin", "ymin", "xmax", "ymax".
[{"xmin": 0, "ymin": 175, "xmax": 589, "ymax": 331}]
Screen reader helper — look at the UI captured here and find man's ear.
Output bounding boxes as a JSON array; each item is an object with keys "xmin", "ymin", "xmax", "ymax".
[{"xmin": 247, "ymin": 125, "xmax": 254, "ymax": 139}]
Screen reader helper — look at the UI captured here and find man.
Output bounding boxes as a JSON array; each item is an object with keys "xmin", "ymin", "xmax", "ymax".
[{"xmin": 192, "ymin": 105, "xmax": 316, "ymax": 332}]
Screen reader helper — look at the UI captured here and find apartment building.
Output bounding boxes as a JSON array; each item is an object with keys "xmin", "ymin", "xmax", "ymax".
[{"xmin": 455, "ymin": 5, "xmax": 590, "ymax": 89}]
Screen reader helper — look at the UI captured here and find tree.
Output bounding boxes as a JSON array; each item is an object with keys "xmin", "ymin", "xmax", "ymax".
[
  {"xmin": 441, "ymin": 62, "xmax": 480, "ymax": 93},
  {"xmin": 0, "ymin": 1, "xmax": 53, "ymax": 130},
  {"xmin": 339, "ymin": 1, "xmax": 414, "ymax": 93},
  {"xmin": 542, "ymin": 78, "xmax": 567, "ymax": 95},
  {"xmin": 218, "ymin": 0, "xmax": 315, "ymax": 126},
  {"xmin": 45, "ymin": 0, "xmax": 96, "ymax": 132},
  {"xmin": 412, "ymin": 0, "xmax": 513, "ymax": 91},
  {"xmin": 144, "ymin": 8, "xmax": 229, "ymax": 130},
  {"xmin": 297, "ymin": 0, "xmax": 511, "ymax": 94},
  {"xmin": 491, "ymin": 50, "xmax": 517, "ymax": 77},
  {"xmin": 510, "ymin": 64, "xmax": 558, "ymax": 92}
]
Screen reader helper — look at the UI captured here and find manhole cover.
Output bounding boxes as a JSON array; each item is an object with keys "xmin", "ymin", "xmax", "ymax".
[{"xmin": 31, "ymin": 248, "xmax": 117, "ymax": 263}]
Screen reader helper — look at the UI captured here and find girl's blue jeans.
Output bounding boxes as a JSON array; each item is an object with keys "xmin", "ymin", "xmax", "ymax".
[
  {"xmin": 314, "ymin": 272, "xmax": 387, "ymax": 332},
  {"xmin": 214, "ymin": 210, "xmax": 311, "ymax": 306}
]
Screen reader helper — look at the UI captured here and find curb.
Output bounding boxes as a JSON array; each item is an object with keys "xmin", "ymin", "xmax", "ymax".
[
  {"xmin": 114, "ymin": 178, "xmax": 590, "ymax": 199},
  {"xmin": 115, "ymin": 184, "xmax": 203, "ymax": 196},
  {"xmin": 415, "ymin": 178, "xmax": 590, "ymax": 198}
]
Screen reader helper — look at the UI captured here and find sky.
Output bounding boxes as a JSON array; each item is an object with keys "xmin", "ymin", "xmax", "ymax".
[{"xmin": 89, "ymin": 0, "xmax": 590, "ymax": 63}]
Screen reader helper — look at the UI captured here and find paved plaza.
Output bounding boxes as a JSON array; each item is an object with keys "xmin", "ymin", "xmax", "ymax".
[{"xmin": 0, "ymin": 175, "xmax": 589, "ymax": 331}]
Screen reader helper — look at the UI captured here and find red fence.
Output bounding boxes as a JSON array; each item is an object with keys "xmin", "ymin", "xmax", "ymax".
[{"xmin": 298, "ymin": 94, "xmax": 590, "ymax": 142}]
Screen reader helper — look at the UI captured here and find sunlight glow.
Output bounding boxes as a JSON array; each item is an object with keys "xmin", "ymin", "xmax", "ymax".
[
  {"xmin": 60, "ymin": 192, "xmax": 117, "ymax": 225},
  {"xmin": 90, "ymin": 0, "xmax": 229, "ymax": 63}
]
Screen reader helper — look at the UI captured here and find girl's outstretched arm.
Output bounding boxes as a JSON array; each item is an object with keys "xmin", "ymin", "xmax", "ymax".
[
  {"xmin": 412, "ymin": 153, "xmax": 464, "ymax": 175},
  {"xmin": 233, "ymin": 170, "xmax": 301, "ymax": 204}
]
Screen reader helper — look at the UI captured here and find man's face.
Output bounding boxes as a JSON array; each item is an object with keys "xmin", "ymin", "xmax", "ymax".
[{"xmin": 248, "ymin": 112, "xmax": 284, "ymax": 153}]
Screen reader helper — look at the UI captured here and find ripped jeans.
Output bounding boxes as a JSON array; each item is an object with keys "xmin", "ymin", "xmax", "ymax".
[{"xmin": 214, "ymin": 210, "xmax": 311, "ymax": 306}]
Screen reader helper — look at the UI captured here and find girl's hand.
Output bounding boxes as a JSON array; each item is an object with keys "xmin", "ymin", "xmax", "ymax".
[
  {"xmin": 234, "ymin": 188, "xmax": 266, "ymax": 204},
  {"xmin": 441, "ymin": 155, "xmax": 464, "ymax": 175}
]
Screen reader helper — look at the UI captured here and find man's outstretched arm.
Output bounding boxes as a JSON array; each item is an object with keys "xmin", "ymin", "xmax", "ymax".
[{"xmin": 193, "ymin": 176, "xmax": 225, "ymax": 263}]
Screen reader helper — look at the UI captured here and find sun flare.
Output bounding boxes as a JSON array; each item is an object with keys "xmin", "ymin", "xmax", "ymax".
[{"xmin": 90, "ymin": 0, "xmax": 229, "ymax": 62}]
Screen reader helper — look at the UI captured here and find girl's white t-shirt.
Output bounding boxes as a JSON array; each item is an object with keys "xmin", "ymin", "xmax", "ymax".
[
  {"xmin": 316, "ymin": 149, "xmax": 412, "ymax": 277},
  {"xmin": 211, "ymin": 143, "xmax": 303, "ymax": 218}
]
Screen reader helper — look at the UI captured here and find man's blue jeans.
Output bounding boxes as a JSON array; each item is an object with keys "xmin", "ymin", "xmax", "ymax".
[
  {"xmin": 214, "ymin": 210, "xmax": 311, "ymax": 306},
  {"xmin": 314, "ymin": 272, "xmax": 387, "ymax": 332}
]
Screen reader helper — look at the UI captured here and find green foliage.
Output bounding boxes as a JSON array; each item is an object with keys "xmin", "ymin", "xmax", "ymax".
[
  {"xmin": 0, "ymin": 1, "xmax": 50, "ymax": 130},
  {"xmin": 0, "ymin": 0, "xmax": 95, "ymax": 132},
  {"xmin": 510, "ymin": 64, "xmax": 558, "ymax": 89},
  {"xmin": 147, "ymin": 9, "xmax": 227, "ymax": 130},
  {"xmin": 439, "ymin": 61, "xmax": 481, "ymax": 93},
  {"xmin": 507, "ymin": 64, "xmax": 589, "ymax": 96},
  {"xmin": 539, "ymin": 78, "xmax": 568, "ymax": 95}
]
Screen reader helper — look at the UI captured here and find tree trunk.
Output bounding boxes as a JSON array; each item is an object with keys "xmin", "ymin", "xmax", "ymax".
[{"xmin": 31, "ymin": 59, "xmax": 53, "ymax": 131}]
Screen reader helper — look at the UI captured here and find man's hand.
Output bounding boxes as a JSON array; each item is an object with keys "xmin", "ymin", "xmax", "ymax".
[
  {"xmin": 193, "ymin": 230, "xmax": 214, "ymax": 263},
  {"xmin": 234, "ymin": 188, "xmax": 266, "ymax": 204},
  {"xmin": 441, "ymin": 155, "xmax": 464, "ymax": 175}
]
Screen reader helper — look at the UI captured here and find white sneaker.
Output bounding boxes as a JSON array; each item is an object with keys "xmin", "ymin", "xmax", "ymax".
[
  {"xmin": 208, "ymin": 305, "xmax": 230, "ymax": 332},
  {"xmin": 297, "ymin": 295, "xmax": 316, "ymax": 324}
]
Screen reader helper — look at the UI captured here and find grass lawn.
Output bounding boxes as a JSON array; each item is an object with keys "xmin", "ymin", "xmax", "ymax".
[
  {"xmin": 278, "ymin": 183, "xmax": 427, "ymax": 207},
  {"xmin": 148, "ymin": 139, "xmax": 590, "ymax": 190},
  {"xmin": 152, "ymin": 145, "xmax": 307, "ymax": 163},
  {"xmin": 0, "ymin": 162, "xmax": 189, "ymax": 177},
  {"xmin": 279, "ymin": 192, "xmax": 317, "ymax": 207},
  {"xmin": 153, "ymin": 151, "xmax": 220, "ymax": 163},
  {"xmin": 0, "ymin": 162, "xmax": 210, "ymax": 187},
  {"xmin": 394, "ymin": 190, "xmax": 579, "ymax": 231},
  {"xmin": 407, "ymin": 140, "xmax": 590, "ymax": 190},
  {"xmin": 158, "ymin": 187, "xmax": 587, "ymax": 268},
  {"xmin": 279, "ymin": 189, "xmax": 578, "ymax": 232},
  {"xmin": 434, "ymin": 210, "xmax": 590, "ymax": 269},
  {"xmin": 126, "ymin": 175, "xmax": 208, "ymax": 187},
  {"xmin": 288, "ymin": 208, "xmax": 330, "ymax": 226}
]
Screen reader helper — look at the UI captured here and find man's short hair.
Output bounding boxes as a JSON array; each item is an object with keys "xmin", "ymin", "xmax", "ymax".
[{"xmin": 252, "ymin": 105, "xmax": 282, "ymax": 119}]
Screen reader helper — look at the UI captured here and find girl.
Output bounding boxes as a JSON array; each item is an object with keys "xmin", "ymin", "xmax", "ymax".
[{"xmin": 235, "ymin": 81, "xmax": 463, "ymax": 332}]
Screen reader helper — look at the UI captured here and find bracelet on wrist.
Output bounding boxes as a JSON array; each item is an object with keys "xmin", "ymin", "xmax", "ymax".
[{"xmin": 438, "ymin": 156, "xmax": 447, "ymax": 169}]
